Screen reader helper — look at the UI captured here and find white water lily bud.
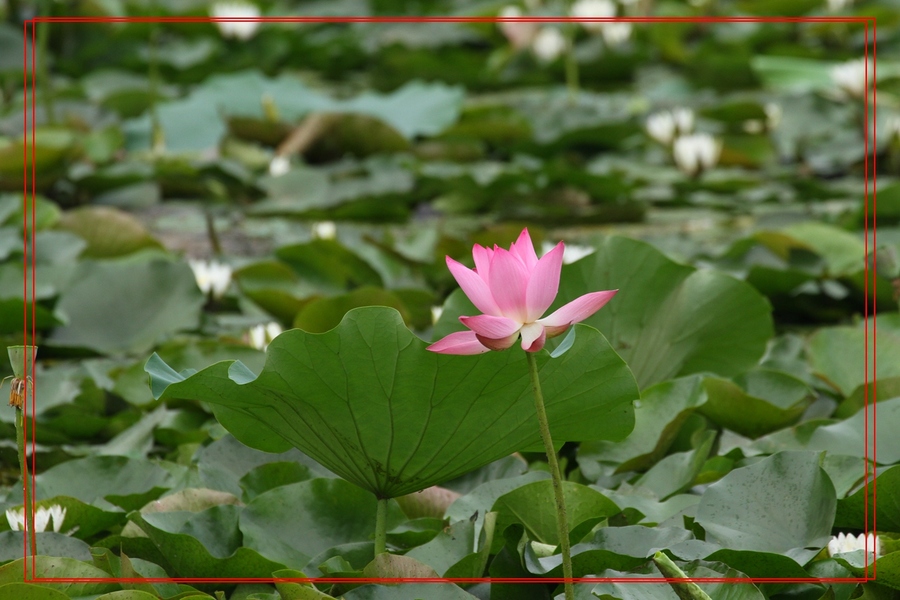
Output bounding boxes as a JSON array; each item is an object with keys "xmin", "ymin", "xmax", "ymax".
[
  {"xmin": 571, "ymin": 0, "xmax": 616, "ymax": 33},
  {"xmin": 764, "ymin": 102, "xmax": 782, "ymax": 130},
  {"xmin": 646, "ymin": 108, "xmax": 694, "ymax": 145},
  {"xmin": 831, "ymin": 58, "xmax": 873, "ymax": 99},
  {"xmin": 189, "ymin": 259, "xmax": 232, "ymax": 299},
  {"xmin": 673, "ymin": 133, "xmax": 721, "ymax": 177},
  {"xmin": 827, "ymin": 0, "xmax": 853, "ymax": 11},
  {"xmin": 889, "ymin": 116, "xmax": 900, "ymax": 141},
  {"xmin": 601, "ymin": 22, "xmax": 632, "ymax": 47},
  {"xmin": 499, "ymin": 5, "xmax": 538, "ymax": 50},
  {"xmin": 211, "ymin": 1, "xmax": 261, "ymax": 41},
  {"xmin": 247, "ymin": 322, "xmax": 283, "ymax": 351},
  {"xmin": 531, "ymin": 27, "xmax": 566, "ymax": 63},
  {"xmin": 430, "ymin": 306, "xmax": 444, "ymax": 325},
  {"xmin": 268, "ymin": 155, "xmax": 290, "ymax": 177},
  {"xmin": 312, "ymin": 221, "xmax": 337, "ymax": 240},
  {"xmin": 828, "ymin": 532, "xmax": 881, "ymax": 557}
]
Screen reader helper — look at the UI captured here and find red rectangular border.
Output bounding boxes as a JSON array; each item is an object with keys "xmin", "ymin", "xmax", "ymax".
[{"xmin": 19, "ymin": 13, "xmax": 878, "ymax": 588}]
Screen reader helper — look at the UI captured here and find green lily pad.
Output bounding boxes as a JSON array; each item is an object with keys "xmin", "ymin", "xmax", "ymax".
[
  {"xmin": 807, "ymin": 398, "xmax": 900, "ymax": 464},
  {"xmin": 48, "ymin": 253, "xmax": 205, "ymax": 355},
  {"xmin": 56, "ymin": 207, "xmax": 162, "ymax": 258},
  {"xmin": 146, "ymin": 307, "xmax": 638, "ymax": 498},
  {"xmin": 0, "ymin": 557, "xmax": 119, "ymax": 597},
  {"xmin": 128, "ymin": 507, "xmax": 286, "ymax": 578},
  {"xmin": 808, "ymin": 325, "xmax": 900, "ymax": 397},
  {"xmin": 578, "ymin": 376, "xmax": 707, "ymax": 477},
  {"xmin": 694, "ymin": 451, "xmax": 835, "ymax": 558},
  {"xmin": 239, "ymin": 478, "xmax": 406, "ymax": 569},
  {"xmin": 834, "ymin": 465, "xmax": 900, "ymax": 531},
  {"xmin": 700, "ymin": 369, "xmax": 812, "ymax": 438},
  {"xmin": 492, "ymin": 481, "xmax": 620, "ymax": 547}
]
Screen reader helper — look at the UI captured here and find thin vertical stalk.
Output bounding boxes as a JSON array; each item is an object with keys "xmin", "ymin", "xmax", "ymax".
[
  {"xmin": 37, "ymin": 3, "xmax": 55, "ymax": 125},
  {"xmin": 564, "ymin": 25, "xmax": 580, "ymax": 104},
  {"xmin": 525, "ymin": 352, "xmax": 574, "ymax": 600},
  {"xmin": 16, "ymin": 408, "xmax": 36, "ymax": 556},
  {"xmin": 374, "ymin": 497, "xmax": 388, "ymax": 555},
  {"xmin": 148, "ymin": 26, "xmax": 164, "ymax": 155}
]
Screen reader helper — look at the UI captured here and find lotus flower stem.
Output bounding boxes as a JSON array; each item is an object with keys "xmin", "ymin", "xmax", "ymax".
[
  {"xmin": 15, "ymin": 409, "xmax": 36, "ymax": 557},
  {"xmin": 374, "ymin": 497, "xmax": 388, "ymax": 555},
  {"xmin": 525, "ymin": 352, "xmax": 574, "ymax": 600},
  {"xmin": 37, "ymin": 3, "xmax": 56, "ymax": 125},
  {"xmin": 7, "ymin": 345, "xmax": 37, "ymax": 556}
]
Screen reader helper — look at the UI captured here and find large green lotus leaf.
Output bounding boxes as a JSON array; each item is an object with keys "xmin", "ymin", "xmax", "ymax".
[
  {"xmin": 577, "ymin": 376, "xmax": 707, "ymax": 478},
  {"xmin": 341, "ymin": 584, "xmax": 478, "ymax": 600},
  {"xmin": 807, "ymin": 398, "xmax": 900, "ymax": 464},
  {"xmin": 276, "ymin": 239, "xmax": 383, "ymax": 293},
  {"xmin": 555, "ymin": 236, "xmax": 773, "ymax": 388},
  {"xmin": 128, "ymin": 507, "xmax": 287, "ymax": 578},
  {"xmin": 699, "ymin": 369, "xmax": 812, "ymax": 438},
  {"xmin": 0, "ymin": 557, "xmax": 119, "ymax": 597},
  {"xmin": 403, "ymin": 514, "xmax": 496, "ymax": 578},
  {"xmin": 31, "ymin": 455, "xmax": 173, "ymax": 509},
  {"xmin": 150, "ymin": 71, "xmax": 462, "ymax": 151},
  {"xmin": 293, "ymin": 287, "xmax": 410, "ymax": 333},
  {"xmin": 146, "ymin": 307, "xmax": 638, "ymax": 498},
  {"xmin": 694, "ymin": 451, "xmax": 835, "ymax": 558},
  {"xmin": 0, "ymin": 532, "xmax": 91, "ymax": 563},
  {"xmin": 525, "ymin": 525, "xmax": 693, "ymax": 577},
  {"xmin": 434, "ymin": 236, "xmax": 772, "ymax": 390},
  {"xmin": 239, "ymin": 478, "xmax": 406, "ymax": 569},
  {"xmin": 632, "ymin": 430, "xmax": 716, "ymax": 501},
  {"xmin": 834, "ymin": 465, "xmax": 900, "ymax": 531},
  {"xmin": 0, "ymin": 584, "xmax": 70, "ymax": 600},
  {"xmin": 808, "ymin": 325, "xmax": 900, "ymax": 397},
  {"xmin": 56, "ymin": 206, "xmax": 162, "ymax": 258},
  {"xmin": 48, "ymin": 253, "xmax": 204, "ymax": 355},
  {"xmin": 751, "ymin": 55, "xmax": 836, "ymax": 94},
  {"xmin": 492, "ymin": 481, "xmax": 620, "ymax": 547},
  {"xmin": 590, "ymin": 560, "xmax": 764, "ymax": 600}
]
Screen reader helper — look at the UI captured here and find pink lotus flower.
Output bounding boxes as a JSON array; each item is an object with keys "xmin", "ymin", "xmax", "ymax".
[{"xmin": 428, "ymin": 229, "xmax": 617, "ymax": 355}]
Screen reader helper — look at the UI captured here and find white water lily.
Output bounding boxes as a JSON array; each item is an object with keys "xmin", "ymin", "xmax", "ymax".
[
  {"xmin": 827, "ymin": 0, "xmax": 853, "ymax": 11},
  {"xmin": 673, "ymin": 133, "xmax": 721, "ymax": 177},
  {"xmin": 765, "ymin": 102, "xmax": 782, "ymax": 129},
  {"xmin": 531, "ymin": 27, "xmax": 566, "ymax": 63},
  {"xmin": 831, "ymin": 58, "xmax": 873, "ymax": 99},
  {"xmin": 430, "ymin": 306, "xmax": 444, "ymax": 325},
  {"xmin": 601, "ymin": 22, "xmax": 632, "ymax": 47},
  {"xmin": 646, "ymin": 108, "xmax": 694, "ymax": 145},
  {"xmin": 211, "ymin": 1, "xmax": 261, "ymax": 41},
  {"xmin": 189, "ymin": 259, "xmax": 232, "ymax": 299},
  {"xmin": 268, "ymin": 155, "xmax": 290, "ymax": 177},
  {"xmin": 247, "ymin": 322, "xmax": 282, "ymax": 351},
  {"xmin": 888, "ymin": 116, "xmax": 900, "ymax": 141},
  {"xmin": 828, "ymin": 532, "xmax": 881, "ymax": 557},
  {"xmin": 571, "ymin": 0, "xmax": 616, "ymax": 33},
  {"xmin": 499, "ymin": 5, "xmax": 539, "ymax": 50},
  {"xmin": 6, "ymin": 505, "xmax": 67, "ymax": 533},
  {"xmin": 312, "ymin": 221, "xmax": 336, "ymax": 240}
]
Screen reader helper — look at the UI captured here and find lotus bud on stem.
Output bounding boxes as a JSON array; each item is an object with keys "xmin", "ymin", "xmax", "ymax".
[{"xmin": 4, "ymin": 345, "xmax": 38, "ymax": 557}]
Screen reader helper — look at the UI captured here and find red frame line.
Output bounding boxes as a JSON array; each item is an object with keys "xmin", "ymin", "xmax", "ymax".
[{"xmin": 20, "ymin": 13, "xmax": 878, "ymax": 587}]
